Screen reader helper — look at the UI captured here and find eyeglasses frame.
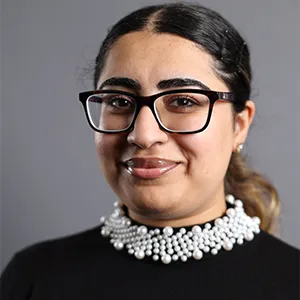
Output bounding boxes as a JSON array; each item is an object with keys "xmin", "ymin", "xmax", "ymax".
[{"xmin": 78, "ymin": 88, "xmax": 236, "ymax": 134}]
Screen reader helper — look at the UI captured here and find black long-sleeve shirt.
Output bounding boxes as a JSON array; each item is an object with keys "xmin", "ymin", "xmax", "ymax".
[{"xmin": 1, "ymin": 224, "xmax": 299, "ymax": 299}]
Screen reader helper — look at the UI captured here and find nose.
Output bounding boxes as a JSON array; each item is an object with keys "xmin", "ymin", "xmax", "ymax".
[{"xmin": 127, "ymin": 106, "xmax": 168, "ymax": 149}]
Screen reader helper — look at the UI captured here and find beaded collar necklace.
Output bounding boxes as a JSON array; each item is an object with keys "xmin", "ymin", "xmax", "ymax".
[{"xmin": 100, "ymin": 194, "xmax": 261, "ymax": 264}]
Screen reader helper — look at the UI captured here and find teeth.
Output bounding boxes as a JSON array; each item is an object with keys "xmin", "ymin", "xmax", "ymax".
[{"xmin": 125, "ymin": 158, "xmax": 176, "ymax": 169}]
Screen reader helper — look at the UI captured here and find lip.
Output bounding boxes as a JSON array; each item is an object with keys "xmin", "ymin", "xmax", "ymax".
[{"xmin": 122, "ymin": 157, "xmax": 180, "ymax": 179}]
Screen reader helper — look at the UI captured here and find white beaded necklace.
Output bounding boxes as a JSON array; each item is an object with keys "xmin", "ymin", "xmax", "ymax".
[{"xmin": 100, "ymin": 194, "xmax": 261, "ymax": 264}]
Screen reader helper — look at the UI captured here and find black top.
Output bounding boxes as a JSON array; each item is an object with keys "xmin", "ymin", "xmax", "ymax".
[{"xmin": 1, "ymin": 224, "xmax": 299, "ymax": 300}]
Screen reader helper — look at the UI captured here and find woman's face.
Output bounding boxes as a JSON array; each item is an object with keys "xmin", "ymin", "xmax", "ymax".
[{"xmin": 95, "ymin": 31, "xmax": 254, "ymax": 226}]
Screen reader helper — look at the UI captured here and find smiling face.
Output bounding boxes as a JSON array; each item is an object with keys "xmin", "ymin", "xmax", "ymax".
[{"xmin": 94, "ymin": 31, "xmax": 254, "ymax": 227}]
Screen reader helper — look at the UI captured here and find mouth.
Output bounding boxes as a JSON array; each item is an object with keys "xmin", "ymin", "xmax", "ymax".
[{"xmin": 122, "ymin": 157, "xmax": 180, "ymax": 179}]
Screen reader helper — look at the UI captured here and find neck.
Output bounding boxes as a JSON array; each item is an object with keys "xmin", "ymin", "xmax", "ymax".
[{"xmin": 127, "ymin": 196, "xmax": 227, "ymax": 228}]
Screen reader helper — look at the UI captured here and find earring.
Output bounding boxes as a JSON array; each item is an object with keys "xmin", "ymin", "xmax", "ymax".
[{"xmin": 236, "ymin": 143, "xmax": 244, "ymax": 153}]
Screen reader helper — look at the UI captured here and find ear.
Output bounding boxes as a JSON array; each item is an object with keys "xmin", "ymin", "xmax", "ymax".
[{"xmin": 233, "ymin": 100, "xmax": 255, "ymax": 151}]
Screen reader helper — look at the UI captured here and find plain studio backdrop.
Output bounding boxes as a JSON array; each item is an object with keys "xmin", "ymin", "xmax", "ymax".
[{"xmin": 0, "ymin": 0, "xmax": 299, "ymax": 271}]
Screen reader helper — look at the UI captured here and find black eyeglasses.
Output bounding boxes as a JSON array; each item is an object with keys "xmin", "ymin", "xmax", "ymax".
[{"xmin": 78, "ymin": 89, "xmax": 235, "ymax": 134}]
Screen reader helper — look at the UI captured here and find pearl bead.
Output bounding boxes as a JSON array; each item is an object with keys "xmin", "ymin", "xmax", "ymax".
[
  {"xmin": 245, "ymin": 231, "xmax": 254, "ymax": 241},
  {"xmin": 235, "ymin": 199, "xmax": 243, "ymax": 207},
  {"xmin": 114, "ymin": 241, "xmax": 124, "ymax": 250},
  {"xmin": 252, "ymin": 216, "xmax": 261, "ymax": 225},
  {"xmin": 178, "ymin": 238, "xmax": 184, "ymax": 244},
  {"xmin": 162, "ymin": 254, "xmax": 172, "ymax": 264},
  {"xmin": 180, "ymin": 228, "xmax": 187, "ymax": 235},
  {"xmin": 163, "ymin": 226, "xmax": 174, "ymax": 237},
  {"xmin": 215, "ymin": 237, "xmax": 221, "ymax": 243},
  {"xmin": 211, "ymin": 249, "xmax": 218, "ymax": 255},
  {"xmin": 181, "ymin": 255, "xmax": 187, "ymax": 262},
  {"xmin": 205, "ymin": 223, "xmax": 212, "ymax": 230},
  {"xmin": 146, "ymin": 250, "xmax": 152, "ymax": 256},
  {"xmin": 128, "ymin": 249, "xmax": 134, "ymax": 255},
  {"xmin": 188, "ymin": 245, "xmax": 194, "ymax": 251},
  {"xmin": 204, "ymin": 246, "xmax": 210, "ymax": 253},
  {"xmin": 226, "ymin": 194, "xmax": 235, "ymax": 204},
  {"xmin": 214, "ymin": 218, "xmax": 224, "ymax": 226},
  {"xmin": 193, "ymin": 250, "xmax": 203, "ymax": 260},
  {"xmin": 223, "ymin": 241, "xmax": 233, "ymax": 251},
  {"xmin": 153, "ymin": 248, "xmax": 159, "ymax": 254},
  {"xmin": 204, "ymin": 239, "xmax": 210, "ymax": 246},
  {"xmin": 216, "ymin": 244, "xmax": 222, "ymax": 250},
  {"xmin": 254, "ymin": 227, "xmax": 260, "ymax": 234},
  {"xmin": 226, "ymin": 208, "xmax": 236, "ymax": 217},
  {"xmin": 154, "ymin": 229, "xmax": 160, "ymax": 235},
  {"xmin": 166, "ymin": 237, "xmax": 172, "ymax": 243},
  {"xmin": 137, "ymin": 226, "xmax": 148, "ymax": 236},
  {"xmin": 101, "ymin": 228, "xmax": 110, "ymax": 237},
  {"xmin": 168, "ymin": 249, "xmax": 174, "ymax": 255},
  {"xmin": 183, "ymin": 235, "xmax": 189, "ymax": 241},
  {"xmin": 183, "ymin": 248, "xmax": 189, "ymax": 255},
  {"xmin": 172, "ymin": 254, "xmax": 179, "ymax": 261},
  {"xmin": 181, "ymin": 243, "xmax": 187, "ymax": 249},
  {"xmin": 100, "ymin": 216, "xmax": 106, "ymax": 224},
  {"xmin": 237, "ymin": 238, "xmax": 243, "ymax": 245},
  {"xmin": 153, "ymin": 255, "xmax": 159, "ymax": 261},
  {"xmin": 134, "ymin": 250, "xmax": 145, "ymax": 259},
  {"xmin": 174, "ymin": 246, "xmax": 181, "ymax": 252},
  {"xmin": 192, "ymin": 225, "xmax": 202, "ymax": 235}
]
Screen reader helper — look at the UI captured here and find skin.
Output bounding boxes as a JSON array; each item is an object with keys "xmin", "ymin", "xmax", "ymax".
[{"xmin": 94, "ymin": 31, "xmax": 255, "ymax": 227}]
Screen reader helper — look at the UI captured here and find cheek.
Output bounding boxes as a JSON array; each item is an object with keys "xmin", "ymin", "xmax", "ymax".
[
  {"xmin": 178, "ymin": 108, "xmax": 234, "ymax": 177},
  {"xmin": 94, "ymin": 133, "xmax": 119, "ymax": 173}
]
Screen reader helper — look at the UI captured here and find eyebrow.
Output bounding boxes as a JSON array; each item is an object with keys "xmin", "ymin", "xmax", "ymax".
[{"xmin": 99, "ymin": 77, "xmax": 211, "ymax": 91}]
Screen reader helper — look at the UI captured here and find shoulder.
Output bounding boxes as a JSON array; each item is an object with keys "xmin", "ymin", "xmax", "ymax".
[
  {"xmin": 251, "ymin": 230, "xmax": 299, "ymax": 295},
  {"xmin": 257, "ymin": 230, "xmax": 299, "ymax": 259},
  {"xmin": 10, "ymin": 225, "xmax": 104, "ymax": 269},
  {"xmin": 0, "ymin": 225, "xmax": 103, "ymax": 298}
]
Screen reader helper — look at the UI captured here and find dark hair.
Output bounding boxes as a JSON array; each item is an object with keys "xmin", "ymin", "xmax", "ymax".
[{"xmin": 93, "ymin": 2, "xmax": 280, "ymax": 233}]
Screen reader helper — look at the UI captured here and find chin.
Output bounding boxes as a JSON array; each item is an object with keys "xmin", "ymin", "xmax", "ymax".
[{"xmin": 126, "ymin": 194, "xmax": 179, "ymax": 217}]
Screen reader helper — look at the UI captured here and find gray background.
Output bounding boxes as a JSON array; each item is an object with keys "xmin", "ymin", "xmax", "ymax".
[{"xmin": 1, "ymin": 0, "xmax": 299, "ymax": 271}]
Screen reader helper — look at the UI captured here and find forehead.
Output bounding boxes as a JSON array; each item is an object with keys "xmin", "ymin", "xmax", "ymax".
[{"xmin": 99, "ymin": 31, "xmax": 228, "ymax": 92}]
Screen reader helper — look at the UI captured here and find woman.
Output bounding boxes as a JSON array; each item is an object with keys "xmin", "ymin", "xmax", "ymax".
[{"xmin": 1, "ymin": 2, "xmax": 299, "ymax": 299}]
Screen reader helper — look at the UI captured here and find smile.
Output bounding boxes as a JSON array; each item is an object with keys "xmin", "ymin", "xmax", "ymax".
[{"xmin": 122, "ymin": 157, "xmax": 180, "ymax": 179}]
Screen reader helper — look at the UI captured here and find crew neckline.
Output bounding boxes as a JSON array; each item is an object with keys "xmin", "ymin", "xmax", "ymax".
[{"xmin": 121, "ymin": 201, "xmax": 235, "ymax": 232}]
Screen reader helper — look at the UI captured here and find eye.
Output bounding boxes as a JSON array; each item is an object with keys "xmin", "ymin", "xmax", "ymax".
[
  {"xmin": 108, "ymin": 97, "xmax": 134, "ymax": 108},
  {"xmin": 169, "ymin": 97, "xmax": 197, "ymax": 107}
]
